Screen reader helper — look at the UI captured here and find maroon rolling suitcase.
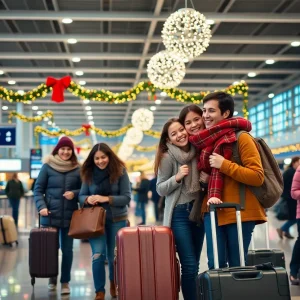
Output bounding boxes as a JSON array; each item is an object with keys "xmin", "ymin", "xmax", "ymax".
[
  {"xmin": 115, "ymin": 225, "xmax": 180, "ymax": 300},
  {"xmin": 28, "ymin": 216, "xmax": 59, "ymax": 286}
]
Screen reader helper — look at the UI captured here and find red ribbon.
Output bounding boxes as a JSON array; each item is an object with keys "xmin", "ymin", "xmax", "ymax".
[
  {"xmin": 76, "ymin": 147, "xmax": 81, "ymax": 155},
  {"xmin": 82, "ymin": 124, "xmax": 91, "ymax": 136},
  {"xmin": 46, "ymin": 76, "xmax": 71, "ymax": 103}
]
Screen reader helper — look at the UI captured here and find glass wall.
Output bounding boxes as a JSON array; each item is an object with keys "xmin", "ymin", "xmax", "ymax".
[{"xmin": 249, "ymin": 85, "xmax": 297, "ymax": 138}]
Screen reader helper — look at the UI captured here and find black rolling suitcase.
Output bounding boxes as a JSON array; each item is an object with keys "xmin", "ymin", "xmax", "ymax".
[
  {"xmin": 196, "ymin": 203, "xmax": 291, "ymax": 300},
  {"xmin": 247, "ymin": 222, "xmax": 285, "ymax": 268},
  {"xmin": 29, "ymin": 215, "xmax": 59, "ymax": 286}
]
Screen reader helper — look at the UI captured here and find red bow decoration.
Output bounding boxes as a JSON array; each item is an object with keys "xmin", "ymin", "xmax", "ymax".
[
  {"xmin": 82, "ymin": 124, "xmax": 92, "ymax": 136},
  {"xmin": 76, "ymin": 147, "xmax": 81, "ymax": 154},
  {"xmin": 46, "ymin": 76, "xmax": 71, "ymax": 103}
]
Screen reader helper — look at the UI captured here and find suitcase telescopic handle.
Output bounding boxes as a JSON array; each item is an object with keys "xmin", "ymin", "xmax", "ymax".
[
  {"xmin": 209, "ymin": 202, "xmax": 245, "ymax": 269},
  {"xmin": 209, "ymin": 203, "xmax": 241, "ymax": 211}
]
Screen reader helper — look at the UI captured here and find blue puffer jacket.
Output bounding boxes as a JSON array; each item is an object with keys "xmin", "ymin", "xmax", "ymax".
[
  {"xmin": 79, "ymin": 169, "xmax": 131, "ymax": 222},
  {"xmin": 34, "ymin": 163, "xmax": 81, "ymax": 228}
]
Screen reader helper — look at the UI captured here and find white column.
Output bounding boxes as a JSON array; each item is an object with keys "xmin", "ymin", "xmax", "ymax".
[
  {"xmin": 0, "ymin": 99, "xmax": 2, "ymax": 124},
  {"xmin": 16, "ymin": 102, "xmax": 24, "ymax": 158}
]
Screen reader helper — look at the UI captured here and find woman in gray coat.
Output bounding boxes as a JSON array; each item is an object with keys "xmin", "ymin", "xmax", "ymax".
[
  {"xmin": 34, "ymin": 136, "xmax": 81, "ymax": 295},
  {"xmin": 154, "ymin": 118, "xmax": 205, "ymax": 300}
]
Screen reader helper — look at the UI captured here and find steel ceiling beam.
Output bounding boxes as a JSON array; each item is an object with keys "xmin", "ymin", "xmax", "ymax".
[
  {"xmin": 0, "ymin": 34, "xmax": 298, "ymax": 44},
  {"xmin": 0, "ymin": 77, "xmax": 280, "ymax": 84},
  {"xmin": 1, "ymin": 11, "xmax": 300, "ymax": 23},
  {"xmin": 0, "ymin": 52, "xmax": 299, "ymax": 62},
  {"xmin": 0, "ymin": 67, "xmax": 298, "ymax": 74}
]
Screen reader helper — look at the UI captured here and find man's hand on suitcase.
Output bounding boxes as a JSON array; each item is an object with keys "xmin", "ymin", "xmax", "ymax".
[
  {"xmin": 39, "ymin": 208, "xmax": 50, "ymax": 216},
  {"xmin": 207, "ymin": 197, "xmax": 223, "ymax": 206}
]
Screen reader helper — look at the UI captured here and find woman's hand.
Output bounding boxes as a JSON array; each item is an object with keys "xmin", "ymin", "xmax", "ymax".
[
  {"xmin": 63, "ymin": 191, "xmax": 74, "ymax": 200},
  {"xmin": 200, "ymin": 171, "xmax": 210, "ymax": 183},
  {"xmin": 207, "ymin": 197, "xmax": 223, "ymax": 206},
  {"xmin": 87, "ymin": 196, "xmax": 96, "ymax": 205},
  {"xmin": 39, "ymin": 208, "xmax": 50, "ymax": 216},
  {"xmin": 175, "ymin": 165, "xmax": 189, "ymax": 182},
  {"xmin": 209, "ymin": 153, "xmax": 225, "ymax": 169},
  {"xmin": 93, "ymin": 195, "xmax": 109, "ymax": 204}
]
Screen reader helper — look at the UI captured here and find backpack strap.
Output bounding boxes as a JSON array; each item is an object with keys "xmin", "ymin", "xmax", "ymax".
[{"xmin": 232, "ymin": 130, "xmax": 248, "ymax": 210}]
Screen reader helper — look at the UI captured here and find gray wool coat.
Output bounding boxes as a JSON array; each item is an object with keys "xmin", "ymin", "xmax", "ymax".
[{"xmin": 156, "ymin": 153, "xmax": 183, "ymax": 227}]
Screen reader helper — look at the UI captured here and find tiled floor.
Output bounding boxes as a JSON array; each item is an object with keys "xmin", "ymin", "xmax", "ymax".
[{"xmin": 1, "ymin": 198, "xmax": 300, "ymax": 299}]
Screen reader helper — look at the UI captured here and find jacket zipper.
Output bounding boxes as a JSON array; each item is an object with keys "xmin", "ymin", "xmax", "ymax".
[{"xmin": 62, "ymin": 174, "xmax": 66, "ymax": 227}]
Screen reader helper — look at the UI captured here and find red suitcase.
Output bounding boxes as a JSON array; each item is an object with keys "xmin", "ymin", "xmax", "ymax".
[
  {"xmin": 28, "ymin": 216, "xmax": 59, "ymax": 286},
  {"xmin": 115, "ymin": 225, "xmax": 180, "ymax": 300}
]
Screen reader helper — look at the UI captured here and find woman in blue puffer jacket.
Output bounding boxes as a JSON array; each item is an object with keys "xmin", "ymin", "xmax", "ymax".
[{"xmin": 34, "ymin": 136, "xmax": 81, "ymax": 295}]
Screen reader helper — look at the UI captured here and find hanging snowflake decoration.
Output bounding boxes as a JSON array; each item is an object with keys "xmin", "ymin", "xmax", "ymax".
[
  {"xmin": 147, "ymin": 51, "xmax": 186, "ymax": 89},
  {"xmin": 161, "ymin": 8, "xmax": 212, "ymax": 61},
  {"xmin": 131, "ymin": 108, "xmax": 154, "ymax": 131}
]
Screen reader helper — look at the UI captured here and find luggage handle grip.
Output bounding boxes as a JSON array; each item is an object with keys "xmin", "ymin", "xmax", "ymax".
[
  {"xmin": 209, "ymin": 203, "xmax": 241, "ymax": 211},
  {"xmin": 231, "ymin": 270, "xmax": 263, "ymax": 281},
  {"xmin": 224, "ymin": 266, "xmax": 257, "ymax": 272}
]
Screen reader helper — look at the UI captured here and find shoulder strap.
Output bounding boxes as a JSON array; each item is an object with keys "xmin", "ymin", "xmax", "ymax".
[{"xmin": 233, "ymin": 130, "xmax": 249, "ymax": 210}]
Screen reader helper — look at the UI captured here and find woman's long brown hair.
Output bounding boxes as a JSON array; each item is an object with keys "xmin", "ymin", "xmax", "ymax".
[
  {"xmin": 154, "ymin": 118, "xmax": 181, "ymax": 176},
  {"xmin": 81, "ymin": 143, "xmax": 126, "ymax": 184}
]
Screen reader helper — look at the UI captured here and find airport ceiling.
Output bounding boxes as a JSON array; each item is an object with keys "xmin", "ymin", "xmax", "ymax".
[{"xmin": 0, "ymin": 0, "xmax": 300, "ymax": 148}]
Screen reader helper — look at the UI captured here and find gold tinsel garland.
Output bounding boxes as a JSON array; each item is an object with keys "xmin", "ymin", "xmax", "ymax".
[
  {"xmin": 8, "ymin": 110, "xmax": 54, "ymax": 123},
  {"xmin": 0, "ymin": 81, "xmax": 249, "ymax": 118},
  {"xmin": 34, "ymin": 124, "xmax": 160, "ymax": 139}
]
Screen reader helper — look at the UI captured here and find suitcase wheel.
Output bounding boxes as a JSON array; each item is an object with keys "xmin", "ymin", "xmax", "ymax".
[{"xmin": 31, "ymin": 277, "xmax": 35, "ymax": 286}]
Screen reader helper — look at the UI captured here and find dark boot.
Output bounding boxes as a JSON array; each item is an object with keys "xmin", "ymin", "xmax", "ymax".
[{"xmin": 110, "ymin": 281, "xmax": 117, "ymax": 297}]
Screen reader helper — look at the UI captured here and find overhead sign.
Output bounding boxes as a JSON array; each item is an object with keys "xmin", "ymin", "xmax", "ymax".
[
  {"xmin": 0, "ymin": 159, "xmax": 21, "ymax": 171},
  {"xmin": 39, "ymin": 128, "xmax": 59, "ymax": 145},
  {"xmin": 0, "ymin": 124, "xmax": 16, "ymax": 147},
  {"xmin": 30, "ymin": 148, "xmax": 43, "ymax": 179}
]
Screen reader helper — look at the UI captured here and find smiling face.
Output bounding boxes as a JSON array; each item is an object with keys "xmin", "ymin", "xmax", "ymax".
[
  {"xmin": 184, "ymin": 111, "xmax": 205, "ymax": 135},
  {"xmin": 94, "ymin": 150, "xmax": 110, "ymax": 169},
  {"xmin": 167, "ymin": 122, "xmax": 189, "ymax": 149},
  {"xmin": 203, "ymin": 99, "xmax": 230, "ymax": 129},
  {"xmin": 57, "ymin": 146, "xmax": 73, "ymax": 161}
]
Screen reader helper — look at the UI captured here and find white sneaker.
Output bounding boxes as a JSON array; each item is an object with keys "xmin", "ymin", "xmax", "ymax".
[
  {"xmin": 61, "ymin": 283, "xmax": 70, "ymax": 295},
  {"xmin": 48, "ymin": 283, "xmax": 56, "ymax": 291}
]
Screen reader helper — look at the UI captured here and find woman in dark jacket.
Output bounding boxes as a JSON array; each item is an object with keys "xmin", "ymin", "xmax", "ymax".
[
  {"xmin": 34, "ymin": 136, "xmax": 81, "ymax": 295},
  {"xmin": 79, "ymin": 143, "xmax": 131, "ymax": 300},
  {"xmin": 5, "ymin": 172, "xmax": 24, "ymax": 227},
  {"xmin": 277, "ymin": 156, "xmax": 300, "ymax": 239}
]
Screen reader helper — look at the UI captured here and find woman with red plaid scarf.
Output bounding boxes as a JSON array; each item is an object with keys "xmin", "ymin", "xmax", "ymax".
[
  {"xmin": 154, "ymin": 118, "xmax": 205, "ymax": 300},
  {"xmin": 181, "ymin": 92, "xmax": 266, "ymax": 269}
]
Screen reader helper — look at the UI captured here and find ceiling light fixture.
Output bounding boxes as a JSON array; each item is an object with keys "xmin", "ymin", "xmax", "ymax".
[
  {"xmin": 83, "ymin": 99, "xmax": 90, "ymax": 104},
  {"xmin": 268, "ymin": 93, "xmax": 275, "ymax": 98},
  {"xmin": 89, "ymin": 121, "xmax": 94, "ymax": 125},
  {"xmin": 86, "ymin": 111, "xmax": 93, "ymax": 116},
  {"xmin": 85, "ymin": 106, "xmax": 91, "ymax": 110},
  {"xmin": 2, "ymin": 106, "xmax": 8, "ymax": 110},
  {"xmin": 37, "ymin": 111, "xmax": 43, "ymax": 115},
  {"xmin": 265, "ymin": 59, "xmax": 275, "ymax": 65},
  {"xmin": 232, "ymin": 81, "xmax": 239, "ymax": 85},
  {"xmin": 17, "ymin": 90, "xmax": 25, "ymax": 95},
  {"xmin": 62, "ymin": 18, "xmax": 73, "ymax": 24},
  {"xmin": 44, "ymin": 117, "xmax": 49, "ymax": 121},
  {"xmin": 247, "ymin": 72, "xmax": 257, "ymax": 78},
  {"xmin": 48, "ymin": 121, "xmax": 52, "ymax": 125},
  {"xmin": 79, "ymin": 80, "xmax": 86, "ymax": 85},
  {"xmin": 150, "ymin": 106, "xmax": 156, "ymax": 111},
  {"xmin": 291, "ymin": 41, "xmax": 300, "ymax": 47},
  {"xmin": 233, "ymin": 111, "xmax": 238, "ymax": 116},
  {"xmin": 32, "ymin": 106, "xmax": 38, "ymax": 110},
  {"xmin": 0, "ymin": 70, "xmax": 4, "ymax": 75},
  {"xmin": 75, "ymin": 71, "xmax": 84, "ymax": 76},
  {"xmin": 8, "ymin": 80, "xmax": 16, "ymax": 85},
  {"xmin": 160, "ymin": 91, "xmax": 167, "ymax": 97},
  {"xmin": 155, "ymin": 99, "xmax": 161, "ymax": 105},
  {"xmin": 72, "ymin": 57, "xmax": 81, "ymax": 63},
  {"xmin": 67, "ymin": 38, "xmax": 77, "ymax": 44},
  {"xmin": 88, "ymin": 116, "xmax": 93, "ymax": 120}
]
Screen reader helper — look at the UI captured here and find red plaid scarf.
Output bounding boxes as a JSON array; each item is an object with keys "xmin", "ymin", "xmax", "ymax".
[{"xmin": 189, "ymin": 117, "xmax": 252, "ymax": 200}]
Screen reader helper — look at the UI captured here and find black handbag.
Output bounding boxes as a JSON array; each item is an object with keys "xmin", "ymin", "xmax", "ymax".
[{"xmin": 276, "ymin": 198, "xmax": 289, "ymax": 221}]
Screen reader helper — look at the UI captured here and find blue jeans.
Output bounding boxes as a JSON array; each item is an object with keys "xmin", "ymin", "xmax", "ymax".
[
  {"xmin": 171, "ymin": 202, "xmax": 205, "ymax": 300},
  {"xmin": 204, "ymin": 213, "xmax": 255, "ymax": 269},
  {"xmin": 51, "ymin": 227, "xmax": 74, "ymax": 284},
  {"xmin": 89, "ymin": 219, "xmax": 126, "ymax": 293},
  {"xmin": 140, "ymin": 201, "xmax": 146, "ymax": 224},
  {"xmin": 290, "ymin": 219, "xmax": 300, "ymax": 277},
  {"xmin": 8, "ymin": 198, "xmax": 20, "ymax": 227},
  {"xmin": 281, "ymin": 220, "xmax": 297, "ymax": 233}
]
